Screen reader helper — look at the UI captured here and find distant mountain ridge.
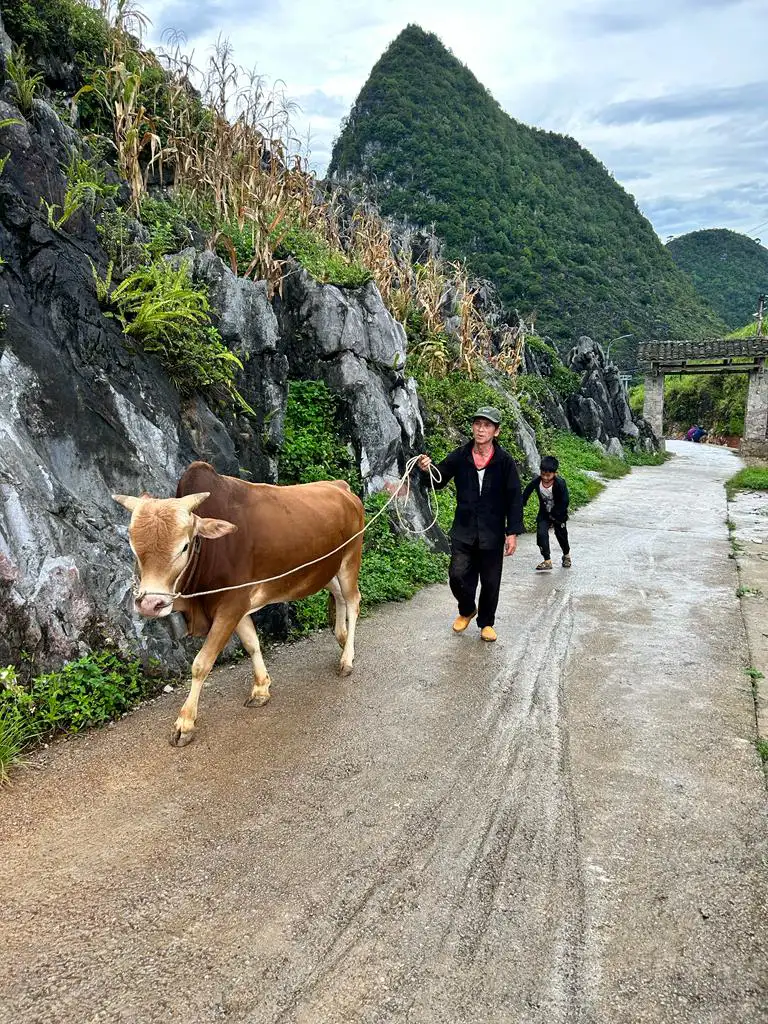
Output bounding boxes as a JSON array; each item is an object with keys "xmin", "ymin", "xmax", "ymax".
[
  {"xmin": 329, "ymin": 25, "xmax": 724, "ymax": 355},
  {"xmin": 666, "ymin": 229, "xmax": 768, "ymax": 331}
]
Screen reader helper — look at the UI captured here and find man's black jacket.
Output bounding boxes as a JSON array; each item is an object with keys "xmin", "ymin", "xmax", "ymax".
[
  {"xmin": 521, "ymin": 475, "xmax": 570, "ymax": 523},
  {"xmin": 429, "ymin": 441, "xmax": 524, "ymax": 549}
]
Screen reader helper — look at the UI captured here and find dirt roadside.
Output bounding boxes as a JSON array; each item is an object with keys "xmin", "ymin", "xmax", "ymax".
[{"xmin": 728, "ymin": 483, "xmax": 768, "ymax": 747}]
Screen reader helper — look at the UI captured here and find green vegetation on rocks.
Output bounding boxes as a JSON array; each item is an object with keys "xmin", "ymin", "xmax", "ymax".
[
  {"xmin": 274, "ymin": 225, "xmax": 372, "ymax": 288},
  {"xmin": 279, "ymin": 380, "xmax": 360, "ymax": 489},
  {"xmin": 279, "ymin": 380, "xmax": 449, "ymax": 634},
  {"xmin": 3, "ymin": 0, "xmax": 110, "ymax": 79}
]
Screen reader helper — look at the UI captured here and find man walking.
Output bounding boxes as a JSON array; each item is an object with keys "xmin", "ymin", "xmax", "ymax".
[{"xmin": 417, "ymin": 407, "xmax": 523, "ymax": 642}]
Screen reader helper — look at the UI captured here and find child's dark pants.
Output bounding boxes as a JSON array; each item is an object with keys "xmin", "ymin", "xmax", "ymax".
[
  {"xmin": 448, "ymin": 540, "xmax": 504, "ymax": 628},
  {"xmin": 536, "ymin": 516, "xmax": 569, "ymax": 560}
]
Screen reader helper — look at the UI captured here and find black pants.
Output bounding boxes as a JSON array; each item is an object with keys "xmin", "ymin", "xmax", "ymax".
[
  {"xmin": 536, "ymin": 516, "xmax": 570, "ymax": 560},
  {"xmin": 449, "ymin": 540, "xmax": 504, "ymax": 628}
]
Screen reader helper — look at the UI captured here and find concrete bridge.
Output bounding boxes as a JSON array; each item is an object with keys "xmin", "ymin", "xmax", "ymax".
[{"xmin": 639, "ymin": 336, "xmax": 768, "ymax": 457}]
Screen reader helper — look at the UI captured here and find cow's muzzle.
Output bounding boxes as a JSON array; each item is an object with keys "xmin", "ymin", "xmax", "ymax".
[{"xmin": 136, "ymin": 592, "xmax": 174, "ymax": 617}]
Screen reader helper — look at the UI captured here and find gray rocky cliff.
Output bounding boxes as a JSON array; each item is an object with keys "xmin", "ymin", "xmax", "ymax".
[{"xmin": 566, "ymin": 336, "xmax": 657, "ymax": 451}]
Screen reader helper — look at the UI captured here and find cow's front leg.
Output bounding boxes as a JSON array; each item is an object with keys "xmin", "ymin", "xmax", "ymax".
[
  {"xmin": 236, "ymin": 613, "xmax": 272, "ymax": 707},
  {"xmin": 172, "ymin": 614, "xmax": 237, "ymax": 747}
]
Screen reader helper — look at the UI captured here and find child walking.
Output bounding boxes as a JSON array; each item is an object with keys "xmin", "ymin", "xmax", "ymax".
[{"xmin": 521, "ymin": 455, "xmax": 571, "ymax": 570}]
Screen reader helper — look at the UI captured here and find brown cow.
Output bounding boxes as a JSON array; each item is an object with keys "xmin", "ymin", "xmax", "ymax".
[{"xmin": 113, "ymin": 461, "xmax": 364, "ymax": 746}]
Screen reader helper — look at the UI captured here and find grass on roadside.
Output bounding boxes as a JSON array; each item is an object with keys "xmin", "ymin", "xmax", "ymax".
[
  {"xmin": 725, "ymin": 467, "xmax": 768, "ymax": 501},
  {"xmin": 744, "ymin": 671, "xmax": 768, "ymax": 766},
  {"xmin": 0, "ymin": 705, "xmax": 39, "ymax": 786}
]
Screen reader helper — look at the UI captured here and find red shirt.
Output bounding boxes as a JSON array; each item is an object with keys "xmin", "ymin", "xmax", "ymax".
[{"xmin": 472, "ymin": 446, "xmax": 494, "ymax": 471}]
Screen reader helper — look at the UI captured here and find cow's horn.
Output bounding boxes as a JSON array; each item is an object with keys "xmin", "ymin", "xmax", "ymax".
[
  {"xmin": 112, "ymin": 494, "xmax": 140, "ymax": 512},
  {"xmin": 179, "ymin": 491, "xmax": 211, "ymax": 512}
]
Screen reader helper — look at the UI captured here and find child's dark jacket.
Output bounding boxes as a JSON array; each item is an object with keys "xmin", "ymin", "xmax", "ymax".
[{"xmin": 522, "ymin": 475, "xmax": 570, "ymax": 523}]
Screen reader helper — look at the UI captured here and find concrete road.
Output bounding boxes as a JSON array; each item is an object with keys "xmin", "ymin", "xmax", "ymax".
[{"xmin": 2, "ymin": 441, "xmax": 766, "ymax": 1024}]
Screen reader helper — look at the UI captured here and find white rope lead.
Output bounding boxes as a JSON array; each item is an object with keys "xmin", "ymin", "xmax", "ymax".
[{"xmin": 141, "ymin": 457, "xmax": 443, "ymax": 602}]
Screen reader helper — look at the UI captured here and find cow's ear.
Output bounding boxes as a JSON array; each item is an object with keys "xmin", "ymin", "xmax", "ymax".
[
  {"xmin": 179, "ymin": 491, "xmax": 210, "ymax": 512},
  {"xmin": 195, "ymin": 516, "xmax": 237, "ymax": 539},
  {"xmin": 112, "ymin": 494, "xmax": 140, "ymax": 512}
]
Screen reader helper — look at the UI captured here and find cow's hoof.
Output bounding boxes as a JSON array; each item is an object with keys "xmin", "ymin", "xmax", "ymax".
[
  {"xmin": 171, "ymin": 727, "xmax": 194, "ymax": 747},
  {"xmin": 339, "ymin": 663, "xmax": 353, "ymax": 677},
  {"xmin": 244, "ymin": 693, "xmax": 270, "ymax": 708}
]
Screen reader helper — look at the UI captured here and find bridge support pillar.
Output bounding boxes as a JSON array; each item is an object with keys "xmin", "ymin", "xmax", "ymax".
[
  {"xmin": 743, "ymin": 359, "xmax": 768, "ymax": 457},
  {"xmin": 643, "ymin": 374, "xmax": 664, "ymax": 438}
]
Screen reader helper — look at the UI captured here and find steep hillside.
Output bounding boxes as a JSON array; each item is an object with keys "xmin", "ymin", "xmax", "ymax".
[
  {"xmin": 329, "ymin": 25, "xmax": 724, "ymax": 354},
  {"xmin": 667, "ymin": 229, "xmax": 768, "ymax": 330}
]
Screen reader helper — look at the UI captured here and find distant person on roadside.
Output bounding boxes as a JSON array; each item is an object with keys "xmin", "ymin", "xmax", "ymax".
[
  {"xmin": 686, "ymin": 425, "xmax": 708, "ymax": 443},
  {"xmin": 521, "ymin": 455, "xmax": 571, "ymax": 571},
  {"xmin": 416, "ymin": 407, "xmax": 523, "ymax": 643}
]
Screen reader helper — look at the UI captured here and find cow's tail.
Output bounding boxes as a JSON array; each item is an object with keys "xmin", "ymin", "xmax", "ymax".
[{"xmin": 327, "ymin": 591, "xmax": 336, "ymax": 630}]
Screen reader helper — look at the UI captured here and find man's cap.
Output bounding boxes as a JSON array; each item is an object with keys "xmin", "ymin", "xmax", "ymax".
[{"xmin": 472, "ymin": 406, "xmax": 502, "ymax": 425}]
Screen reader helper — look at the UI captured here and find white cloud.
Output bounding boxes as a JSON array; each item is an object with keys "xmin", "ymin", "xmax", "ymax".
[{"xmin": 140, "ymin": 0, "xmax": 768, "ymax": 241}]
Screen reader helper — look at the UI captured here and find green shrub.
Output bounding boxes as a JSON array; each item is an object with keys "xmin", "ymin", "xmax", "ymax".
[
  {"xmin": 274, "ymin": 224, "xmax": 372, "ymax": 287},
  {"xmin": 279, "ymin": 380, "xmax": 359, "ymax": 489},
  {"xmin": 525, "ymin": 335, "xmax": 555, "ymax": 357},
  {"xmin": 359, "ymin": 492, "xmax": 449, "ymax": 602},
  {"xmin": 524, "ymin": 337, "xmax": 582, "ymax": 398},
  {"xmin": 0, "ymin": 652, "xmax": 154, "ymax": 738},
  {"xmin": 550, "ymin": 361, "xmax": 582, "ymax": 398},
  {"xmin": 97, "ymin": 207, "xmax": 147, "ymax": 273},
  {"xmin": 139, "ymin": 195, "xmax": 195, "ymax": 260},
  {"xmin": 292, "ymin": 592, "xmax": 330, "ymax": 636},
  {"xmin": 0, "ymin": 651, "xmax": 158, "ymax": 783},
  {"xmin": 624, "ymin": 447, "xmax": 669, "ymax": 467},
  {"xmin": 216, "ymin": 218, "xmax": 260, "ymax": 272},
  {"xmin": 4, "ymin": 0, "xmax": 110, "ymax": 74},
  {"xmin": 0, "ymin": 704, "xmax": 38, "ymax": 785},
  {"xmin": 0, "ymin": 664, "xmax": 40, "ymax": 785},
  {"xmin": 411, "ymin": 368, "xmax": 525, "ymax": 465}
]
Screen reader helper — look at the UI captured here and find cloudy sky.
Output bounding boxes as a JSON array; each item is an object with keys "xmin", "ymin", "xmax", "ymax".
[{"xmin": 140, "ymin": 0, "xmax": 767, "ymax": 243}]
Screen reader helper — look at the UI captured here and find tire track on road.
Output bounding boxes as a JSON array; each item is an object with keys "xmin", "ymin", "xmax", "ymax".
[{"xmin": 268, "ymin": 590, "xmax": 589, "ymax": 1024}]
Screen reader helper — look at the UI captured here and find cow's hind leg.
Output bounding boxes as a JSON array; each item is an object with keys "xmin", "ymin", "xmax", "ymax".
[
  {"xmin": 337, "ymin": 545, "xmax": 362, "ymax": 677},
  {"xmin": 237, "ymin": 613, "xmax": 272, "ymax": 708},
  {"xmin": 172, "ymin": 613, "xmax": 237, "ymax": 747},
  {"xmin": 327, "ymin": 575, "xmax": 348, "ymax": 649}
]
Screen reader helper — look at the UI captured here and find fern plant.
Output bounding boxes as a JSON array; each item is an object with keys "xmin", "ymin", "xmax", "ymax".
[
  {"xmin": 40, "ymin": 151, "xmax": 120, "ymax": 230},
  {"xmin": 101, "ymin": 257, "xmax": 254, "ymax": 413},
  {"xmin": 6, "ymin": 47, "xmax": 43, "ymax": 118}
]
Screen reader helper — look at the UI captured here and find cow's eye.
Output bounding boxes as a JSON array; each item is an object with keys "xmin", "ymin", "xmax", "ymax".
[{"xmin": 181, "ymin": 543, "xmax": 189, "ymax": 554}]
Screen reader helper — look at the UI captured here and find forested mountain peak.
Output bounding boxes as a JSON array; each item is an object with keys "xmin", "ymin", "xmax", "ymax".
[{"xmin": 329, "ymin": 26, "xmax": 724, "ymax": 355}]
